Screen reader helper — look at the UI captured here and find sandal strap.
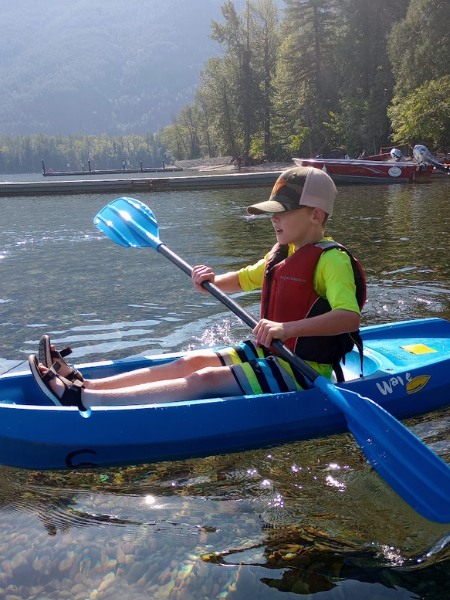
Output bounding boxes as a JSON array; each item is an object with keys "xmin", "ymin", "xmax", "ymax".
[
  {"xmin": 50, "ymin": 346, "xmax": 84, "ymax": 383},
  {"xmin": 53, "ymin": 346, "xmax": 72, "ymax": 360},
  {"xmin": 57, "ymin": 373, "xmax": 86, "ymax": 412},
  {"xmin": 42, "ymin": 368, "xmax": 56, "ymax": 384},
  {"xmin": 52, "ymin": 360, "xmax": 84, "ymax": 383}
]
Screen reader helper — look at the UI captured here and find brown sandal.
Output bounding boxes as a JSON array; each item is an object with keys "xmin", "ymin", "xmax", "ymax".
[
  {"xmin": 38, "ymin": 334, "xmax": 84, "ymax": 383},
  {"xmin": 29, "ymin": 355, "xmax": 86, "ymax": 411}
]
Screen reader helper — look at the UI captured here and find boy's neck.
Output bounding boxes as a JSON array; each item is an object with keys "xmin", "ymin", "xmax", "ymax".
[{"xmin": 294, "ymin": 230, "xmax": 327, "ymax": 251}]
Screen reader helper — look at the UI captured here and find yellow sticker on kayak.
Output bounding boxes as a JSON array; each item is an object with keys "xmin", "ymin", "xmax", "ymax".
[
  {"xmin": 406, "ymin": 375, "xmax": 431, "ymax": 394},
  {"xmin": 401, "ymin": 343, "xmax": 437, "ymax": 355}
]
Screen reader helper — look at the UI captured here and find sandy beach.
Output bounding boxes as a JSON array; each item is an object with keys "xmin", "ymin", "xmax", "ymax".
[{"xmin": 174, "ymin": 156, "xmax": 294, "ymax": 173}]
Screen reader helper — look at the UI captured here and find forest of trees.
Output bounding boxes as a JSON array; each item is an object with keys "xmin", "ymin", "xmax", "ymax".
[
  {"xmin": 0, "ymin": 133, "xmax": 167, "ymax": 174},
  {"xmin": 1, "ymin": 0, "xmax": 449, "ymax": 173},
  {"xmin": 160, "ymin": 0, "xmax": 450, "ymax": 164}
]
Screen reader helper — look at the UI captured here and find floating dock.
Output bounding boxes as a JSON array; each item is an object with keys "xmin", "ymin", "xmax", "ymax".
[
  {"xmin": 0, "ymin": 171, "xmax": 283, "ymax": 197},
  {"xmin": 41, "ymin": 160, "xmax": 182, "ymax": 177}
]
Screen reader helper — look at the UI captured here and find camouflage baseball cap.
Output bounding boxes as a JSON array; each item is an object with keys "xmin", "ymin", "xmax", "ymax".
[{"xmin": 247, "ymin": 166, "xmax": 337, "ymax": 216}]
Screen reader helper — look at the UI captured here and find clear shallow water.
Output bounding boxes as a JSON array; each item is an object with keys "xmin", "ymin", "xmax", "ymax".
[{"xmin": 0, "ymin": 176, "xmax": 449, "ymax": 598}]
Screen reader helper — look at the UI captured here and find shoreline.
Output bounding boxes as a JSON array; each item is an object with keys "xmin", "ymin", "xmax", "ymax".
[{"xmin": 175, "ymin": 157, "xmax": 294, "ymax": 173}]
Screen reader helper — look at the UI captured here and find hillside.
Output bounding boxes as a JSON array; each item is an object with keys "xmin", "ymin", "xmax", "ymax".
[{"xmin": 0, "ymin": 0, "xmax": 231, "ymax": 135}]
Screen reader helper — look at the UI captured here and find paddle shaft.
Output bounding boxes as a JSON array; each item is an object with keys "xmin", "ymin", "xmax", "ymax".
[{"xmin": 157, "ymin": 242, "xmax": 320, "ymax": 386}]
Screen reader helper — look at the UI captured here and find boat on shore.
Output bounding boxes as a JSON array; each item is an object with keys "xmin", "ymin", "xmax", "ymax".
[
  {"xmin": 294, "ymin": 144, "xmax": 449, "ymax": 184},
  {"xmin": 293, "ymin": 156, "xmax": 433, "ymax": 184},
  {"xmin": 0, "ymin": 317, "xmax": 449, "ymax": 471}
]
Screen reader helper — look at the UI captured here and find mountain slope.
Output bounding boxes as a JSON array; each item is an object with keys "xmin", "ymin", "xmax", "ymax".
[{"xmin": 0, "ymin": 0, "xmax": 227, "ymax": 135}]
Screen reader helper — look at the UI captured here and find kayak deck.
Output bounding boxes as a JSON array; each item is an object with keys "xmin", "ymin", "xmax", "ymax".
[{"xmin": 0, "ymin": 317, "xmax": 449, "ymax": 470}]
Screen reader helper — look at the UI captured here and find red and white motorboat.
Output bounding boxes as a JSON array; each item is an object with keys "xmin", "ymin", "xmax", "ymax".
[
  {"xmin": 292, "ymin": 156, "xmax": 433, "ymax": 184},
  {"xmin": 293, "ymin": 144, "xmax": 450, "ymax": 184}
]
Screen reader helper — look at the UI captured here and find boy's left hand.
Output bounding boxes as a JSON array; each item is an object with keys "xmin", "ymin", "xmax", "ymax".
[
  {"xmin": 253, "ymin": 318, "xmax": 287, "ymax": 348},
  {"xmin": 192, "ymin": 264, "xmax": 216, "ymax": 293}
]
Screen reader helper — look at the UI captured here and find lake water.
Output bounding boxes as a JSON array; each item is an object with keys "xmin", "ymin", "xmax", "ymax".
[{"xmin": 0, "ymin": 173, "xmax": 449, "ymax": 599}]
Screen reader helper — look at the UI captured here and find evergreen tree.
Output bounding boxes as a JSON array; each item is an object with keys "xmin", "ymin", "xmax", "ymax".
[
  {"xmin": 248, "ymin": 0, "xmax": 281, "ymax": 160},
  {"xmin": 387, "ymin": 0, "xmax": 450, "ymax": 149},
  {"xmin": 388, "ymin": 0, "xmax": 450, "ymax": 98},
  {"xmin": 185, "ymin": 0, "xmax": 280, "ymax": 162},
  {"xmin": 335, "ymin": 0, "xmax": 409, "ymax": 156},
  {"xmin": 273, "ymin": 0, "xmax": 340, "ymax": 157},
  {"xmin": 198, "ymin": 56, "xmax": 242, "ymax": 158},
  {"xmin": 388, "ymin": 75, "xmax": 450, "ymax": 149},
  {"xmin": 210, "ymin": 1, "xmax": 261, "ymax": 163}
]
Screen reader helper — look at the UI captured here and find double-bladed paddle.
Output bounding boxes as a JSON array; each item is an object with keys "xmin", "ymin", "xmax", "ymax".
[{"xmin": 94, "ymin": 196, "xmax": 450, "ymax": 523}]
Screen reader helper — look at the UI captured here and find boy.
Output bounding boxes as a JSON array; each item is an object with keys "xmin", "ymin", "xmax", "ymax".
[{"xmin": 29, "ymin": 166, "xmax": 365, "ymax": 409}]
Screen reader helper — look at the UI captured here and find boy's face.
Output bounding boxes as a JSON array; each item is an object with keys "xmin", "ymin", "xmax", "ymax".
[{"xmin": 271, "ymin": 207, "xmax": 325, "ymax": 249}]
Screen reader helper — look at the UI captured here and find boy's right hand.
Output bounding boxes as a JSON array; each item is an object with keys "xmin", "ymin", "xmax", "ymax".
[{"xmin": 192, "ymin": 265, "xmax": 216, "ymax": 293}]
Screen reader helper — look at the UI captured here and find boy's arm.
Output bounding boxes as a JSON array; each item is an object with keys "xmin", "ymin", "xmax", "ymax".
[
  {"xmin": 192, "ymin": 265, "xmax": 242, "ymax": 293},
  {"xmin": 192, "ymin": 256, "xmax": 267, "ymax": 294},
  {"xmin": 214, "ymin": 271, "xmax": 242, "ymax": 292},
  {"xmin": 253, "ymin": 309, "xmax": 360, "ymax": 349}
]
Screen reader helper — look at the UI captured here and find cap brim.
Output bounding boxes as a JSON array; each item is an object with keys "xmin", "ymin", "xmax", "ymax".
[{"xmin": 247, "ymin": 200, "xmax": 285, "ymax": 215}]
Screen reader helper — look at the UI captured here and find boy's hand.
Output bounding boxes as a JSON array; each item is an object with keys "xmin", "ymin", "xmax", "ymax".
[
  {"xmin": 192, "ymin": 264, "xmax": 216, "ymax": 293},
  {"xmin": 253, "ymin": 318, "xmax": 287, "ymax": 348}
]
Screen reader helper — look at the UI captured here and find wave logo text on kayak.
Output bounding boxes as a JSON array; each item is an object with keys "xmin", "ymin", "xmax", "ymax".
[{"xmin": 376, "ymin": 373, "xmax": 431, "ymax": 396}]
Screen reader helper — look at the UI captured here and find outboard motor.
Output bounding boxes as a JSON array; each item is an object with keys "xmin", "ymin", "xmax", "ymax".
[
  {"xmin": 413, "ymin": 144, "xmax": 434, "ymax": 165},
  {"xmin": 390, "ymin": 148, "xmax": 404, "ymax": 161},
  {"xmin": 413, "ymin": 144, "xmax": 450, "ymax": 174}
]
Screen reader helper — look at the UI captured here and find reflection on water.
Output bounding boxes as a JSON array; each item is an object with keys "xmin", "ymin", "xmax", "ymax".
[
  {"xmin": 0, "ymin": 178, "xmax": 449, "ymax": 598},
  {"xmin": 1, "ymin": 435, "xmax": 450, "ymax": 599}
]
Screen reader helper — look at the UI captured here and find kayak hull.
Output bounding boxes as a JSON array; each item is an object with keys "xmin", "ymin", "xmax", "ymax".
[{"xmin": 1, "ymin": 318, "xmax": 449, "ymax": 470}]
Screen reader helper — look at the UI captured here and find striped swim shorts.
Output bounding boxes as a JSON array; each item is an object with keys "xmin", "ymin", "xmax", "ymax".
[{"xmin": 215, "ymin": 340, "xmax": 308, "ymax": 395}]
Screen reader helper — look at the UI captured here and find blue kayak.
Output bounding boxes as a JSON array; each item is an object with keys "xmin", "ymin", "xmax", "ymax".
[{"xmin": 0, "ymin": 317, "xmax": 449, "ymax": 471}]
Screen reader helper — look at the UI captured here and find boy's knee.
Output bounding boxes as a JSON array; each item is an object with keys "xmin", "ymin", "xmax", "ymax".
[
  {"xmin": 187, "ymin": 366, "xmax": 221, "ymax": 388},
  {"xmin": 177, "ymin": 352, "xmax": 220, "ymax": 376},
  {"xmin": 185, "ymin": 365, "xmax": 239, "ymax": 399}
]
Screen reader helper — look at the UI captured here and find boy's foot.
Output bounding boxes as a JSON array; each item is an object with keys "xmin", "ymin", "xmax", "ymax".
[
  {"xmin": 29, "ymin": 355, "xmax": 87, "ymax": 411},
  {"xmin": 38, "ymin": 334, "xmax": 84, "ymax": 383}
]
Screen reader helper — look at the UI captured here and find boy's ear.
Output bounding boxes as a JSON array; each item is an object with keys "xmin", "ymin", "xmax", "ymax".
[{"xmin": 311, "ymin": 207, "xmax": 327, "ymax": 224}]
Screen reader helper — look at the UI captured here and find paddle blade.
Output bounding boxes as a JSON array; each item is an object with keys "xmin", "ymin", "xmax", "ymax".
[
  {"xmin": 315, "ymin": 377, "xmax": 450, "ymax": 523},
  {"xmin": 94, "ymin": 197, "xmax": 161, "ymax": 248}
]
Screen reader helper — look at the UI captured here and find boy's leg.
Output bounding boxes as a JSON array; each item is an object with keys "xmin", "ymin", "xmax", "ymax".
[
  {"xmin": 57, "ymin": 365, "xmax": 243, "ymax": 407},
  {"xmin": 85, "ymin": 350, "xmax": 222, "ymax": 391}
]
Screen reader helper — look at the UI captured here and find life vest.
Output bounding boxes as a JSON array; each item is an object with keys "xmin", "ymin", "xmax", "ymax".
[{"xmin": 261, "ymin": 241, "xmax": 366, "ymax": 380}]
